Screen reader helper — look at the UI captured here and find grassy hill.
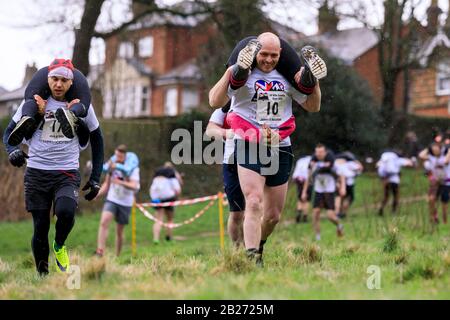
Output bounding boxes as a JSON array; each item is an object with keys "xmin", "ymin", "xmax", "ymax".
[{"xmin": 0, "ymin": 168, "xmax": 449, "ymax": 299}]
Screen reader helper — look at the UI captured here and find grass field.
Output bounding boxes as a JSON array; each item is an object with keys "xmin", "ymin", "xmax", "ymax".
[{"xmin": 0, "ymin": 168, "xmax": 450, "ymax": 299}]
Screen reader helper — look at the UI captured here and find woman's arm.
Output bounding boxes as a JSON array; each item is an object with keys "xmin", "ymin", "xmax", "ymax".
[{"xmin": 209, "ymin": 67, "xmax": 232, "ymax": 108}]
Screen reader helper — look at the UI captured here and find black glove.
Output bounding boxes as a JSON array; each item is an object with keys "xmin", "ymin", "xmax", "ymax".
[
  {"xmin": 8, "ymin": 149, "xmax": 29, "ymax": 167},
  {"xmin": 299, "ymin": 63, "xmax": 317, "ymax": 89},
  {"xmin": 82, "ymin": 179, "xmax": 100, "ymax": 201}
]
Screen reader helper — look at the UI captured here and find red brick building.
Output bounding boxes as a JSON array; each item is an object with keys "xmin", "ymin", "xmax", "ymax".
[
  {"xmin": 101, "ymin": 1, "xmax": 303, "ymax": 118},
  {"xmin": 308, "ymin": 0, "xmax": 450, "ymax": 117}
]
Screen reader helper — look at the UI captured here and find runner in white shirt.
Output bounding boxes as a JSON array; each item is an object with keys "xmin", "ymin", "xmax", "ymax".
[
  {"xmin": 376, "ymin": 150, "xmax": 414, "ymax": 216},
  {"xmin": 205, "ymin": 104, "xmax": 245, "ymax": 246},
  {"xmin": 334, "ymin": 152, "xmax": 363, "ymax": 219},
  {"xmin": 419, "ymin": 143, "xmax": 450, "ymax": 224},
  {"xmin": 209, "ymin": 32, "xmax": 325, "ymax": 266},
  {"xmin": 149, "ymin": 162, "xmax": 182, "ymax": 244},
  {"xmin": 95, "ymin": 145, "xmax": 140, "ymax": 257},
  {"xmin": 292, "ymin": 155, "xmax": 312, "ymax": 223},
  {"xmin": 2, "ymin": 64, "xmax": 104, "ymax": 275},
  {"xmin": 302, "ymin": 144, "xmax": 345, "ymax": 241}
]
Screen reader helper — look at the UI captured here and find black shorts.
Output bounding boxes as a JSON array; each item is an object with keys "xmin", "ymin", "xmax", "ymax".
[
  {"xmin": 345, "ymin": 185, "xmax": 355, "ymax": 204},
  {"xmin": 235, "ymin": 140, "xmax": 294, "ymax": 187},
  {"xmin": 24, "ymin": 167, "xmax": 81, "ymax": 212},
  {"xmin": 437, "ymin": 185, "xmax": 450, "ymax": 203},
  {"xmin": 386, "ymin": 182, "xmax": 399, "ymax": 194},
  {"xmin": 313, "ymin": 192, "xmax": 335, "ymax": 210},
  {"xmin": 154, "ymin": 196, "xmax": 177, "ymax": 212},
  {"xmin": 223, "ymin": 163, "xmax": 245, "ymax": 212},
  {"xmin": 296, "ymin": 180, "xmax": 312, "ymax": 201}
]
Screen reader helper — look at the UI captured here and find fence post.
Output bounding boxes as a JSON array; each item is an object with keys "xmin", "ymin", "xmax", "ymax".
[
  {"xmin": 218, "ymin": 192, "xmax": 225, "ymax": 252},
  {"xmin": 131, "ymin": 201, "xmax": 137, "ymax": 257}
]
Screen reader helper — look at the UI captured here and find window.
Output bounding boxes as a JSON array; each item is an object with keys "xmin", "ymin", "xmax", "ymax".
[
  {"xmin": 139, "ymin": 36, "xmax": 154, "ymax": 58},
  {"xmin": 182, "ymin": 89, "xmax": 199, "ymax": 112},
  {"xmin": 164, "ymin": 88, "xmax": 178, "ymax": 116},
  {"xmin": 436, "ymin": 60, "xmax": 450, "ymax": 96},
  {"xmin": 141, "ymin": 86, "xmax": 149, "ymax": 113},
  {"xmin": 118, "ymin": 42, "xmax": 134, "ymax": 58}
]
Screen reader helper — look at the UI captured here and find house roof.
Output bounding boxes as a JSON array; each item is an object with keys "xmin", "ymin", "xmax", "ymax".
[
  {"xmin": 0, "ymin": 86, "xmax": 7, "ymax": 95},
  {"xmin": 155, "ymin": 60, "xmax": 201, "ymax": 86},
  {"xmin": 126, "ymin": 58, "xmax": 153, "ymax": 76},
  {"xmin": 304, "ymin": 27, "xmax": 379, "ymax": 64},
  {"xmin": 128, "ymin": 1, "xmax": 209, "ymax": 30},
  {"xmin": 269, "ymin": 20, "xmax": 305, "ymax": 42},
  {"xmin": 417, "ymin": 31, "xmax": 450, "ymax": 66},
  {"xmin": 0, "ymin": 85, "xmax": 25, "ymax": 103}
]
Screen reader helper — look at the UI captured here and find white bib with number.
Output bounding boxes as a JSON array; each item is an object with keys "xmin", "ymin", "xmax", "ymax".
[
  {"xmin": 256, "ymin": 91, "xmax": 286, "ymax": 124},
  {"xmin": 40, "ymin": 112, "xmax": 71, "ymax": 142}
]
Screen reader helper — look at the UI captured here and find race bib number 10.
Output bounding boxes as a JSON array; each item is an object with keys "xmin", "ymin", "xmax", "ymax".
[{"xmin": 256, "ymin": 91, "xmax": 286, "ymax": 124}]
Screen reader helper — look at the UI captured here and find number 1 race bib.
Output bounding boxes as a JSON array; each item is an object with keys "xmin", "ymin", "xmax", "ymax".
[
  {"xmin": 40, "ymin": 113, "xmax": 71, "ymax": 142},
  {"xmin": 256, "ymin": 91, "xmax": 286, "ymax": 124}
]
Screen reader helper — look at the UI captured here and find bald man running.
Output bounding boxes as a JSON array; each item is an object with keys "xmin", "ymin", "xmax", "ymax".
[{"xmin": 209, "ymin": 32, "xmax": 324, "ymax": 266}]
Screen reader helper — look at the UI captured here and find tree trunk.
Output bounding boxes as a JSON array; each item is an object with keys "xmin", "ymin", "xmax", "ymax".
[{"xmin": 72, "ymin": 0, "xmax": 105, "ymax": 75}]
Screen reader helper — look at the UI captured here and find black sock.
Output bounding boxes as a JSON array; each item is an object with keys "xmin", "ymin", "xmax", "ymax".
[
  {"xmin": 258, "ymin": 240, "xmax": 267, "ymax": 254},
  {"xmin": 296, "ymin": 210, "xmax": 303, "ymax": 222}
]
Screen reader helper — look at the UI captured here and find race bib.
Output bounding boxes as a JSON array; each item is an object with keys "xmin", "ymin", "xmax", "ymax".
[
  {"xmin": 40, "ymin": 112, "xmax": 70, "ymax": 142},
  {"xmin": 256, "ymin": 91, "xmax": 286, "ymax": 124}
]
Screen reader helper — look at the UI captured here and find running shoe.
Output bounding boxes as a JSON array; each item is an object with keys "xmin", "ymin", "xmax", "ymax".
[
  {"xmin": 55, "ymin": 108, "xmax": 77, "ymax": 139},
  {"xmin": 7, "ymin": 116, "xmax": 36, "ymax": 146},
  {"xmin": 53, "ymin": 241, "xmax": 70, "ymax": 273},
  {"xmin": 301, "ymin": 45, "xmax": 327, "ymax": 80}
]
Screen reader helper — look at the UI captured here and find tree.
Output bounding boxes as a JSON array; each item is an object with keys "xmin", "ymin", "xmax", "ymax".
[
  {"xmin": 23, "ymin": 0, "xmax": 213, "ymax": 75},
  {"xmin": 197, "ymin": 0, "xmax": 268, "ymax": 87},
  {"xmin": 292, "ymin": 53, "xmax": 387, "ymax": 157}
]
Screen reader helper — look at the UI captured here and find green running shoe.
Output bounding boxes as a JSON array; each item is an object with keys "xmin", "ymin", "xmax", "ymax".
[{"xmin": 53, "ymin": 241, "xmax": 70, "ymax": 273}]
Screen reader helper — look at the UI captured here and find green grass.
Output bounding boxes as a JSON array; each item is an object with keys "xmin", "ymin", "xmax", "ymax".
[{"xmin": 1, "ymin": 168, "xmax": 450, "ymax": 299}]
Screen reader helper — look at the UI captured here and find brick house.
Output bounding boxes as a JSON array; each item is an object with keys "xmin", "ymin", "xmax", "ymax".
[
  {"xmin": 101, "ymin": 1, "xmax": 303, "ymax": 118},
  {"xmin": 306, "ymin": 0, "xmax": 450, "ymax": 117}
]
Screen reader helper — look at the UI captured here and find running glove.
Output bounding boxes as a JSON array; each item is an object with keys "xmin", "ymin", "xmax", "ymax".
[
  {"xmin": 8, "ymin": 149, "xmax": 28, "ymax": 167},
  {"xmin": 82, "ymin": 180, "xmax": 100, "ymax": 201}
]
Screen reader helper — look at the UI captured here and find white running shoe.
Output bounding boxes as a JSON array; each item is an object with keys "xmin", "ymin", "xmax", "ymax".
[
  {"xmin": 301, "ymin": 45, "xmax": 327, "ymax": 80},
  {"xmin": 237, "ymin": 39, "xmax": 262, "ymax": 70}
]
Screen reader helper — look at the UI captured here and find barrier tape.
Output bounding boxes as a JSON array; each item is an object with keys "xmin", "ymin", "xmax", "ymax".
[
  {"xmin": 136, "ymin": 199, "xmax": 216, "ymax": 229},
  {"xmin": 139, "ymin": 194, "xmax": 221, "ymax": 208}
]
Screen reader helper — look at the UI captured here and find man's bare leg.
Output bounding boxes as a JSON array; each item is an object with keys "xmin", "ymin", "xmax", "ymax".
[
  {"xmin": 115, "ymin": 223, "xmax": 125, "ymax": 256},
  {"xmin": 228, "ymin": 211, "xmax": 244, "ymax": 247},
  {"xmin": 96, "ymin": 211, "xmax": 114, "ymax": 256},
  {"xmin": 238, "ymin": 165, "xmax": 266, "ymax": 251}
]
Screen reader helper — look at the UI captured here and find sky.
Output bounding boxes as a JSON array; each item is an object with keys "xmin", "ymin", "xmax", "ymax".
[{"xmin": 0, "ymin": 0, "xmax": 448, "ymax": 92}]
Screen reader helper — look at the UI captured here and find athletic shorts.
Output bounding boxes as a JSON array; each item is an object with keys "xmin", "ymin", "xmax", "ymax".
[
  {"xmin": 345, "ymin": 185, "xmax": 355, "ymax": 204},
  {"xmin": 103, "ymin": 200, "xmax": 132, "ymax": 225},
  {"xmin": 223, "ymin": 163, "xmax": 245, "ymax": 212},
  {"xmin": 385, "ymin": 182, "xmax": 399, "ymax": 194},
  {"xmin": 234, "ymin": 140, "xmax": 294, "ymax": 187},
  {"xmin": 296, "ymin": 180, "xmax": 312, "ymax": 201},
  {"xmin": 24, "ymin": 167, "xmax": 81, "ymax": 212},
  {"xmin": 153, "ymin": 196, "xmax": 177, "ymax": 212},
  {"xmin": 437, "ymin": 185, "xmax": 450, "ymax": 203},
  {"xmin": 313, "ymin": 192, "xmax": 335, "ymax": 210}
]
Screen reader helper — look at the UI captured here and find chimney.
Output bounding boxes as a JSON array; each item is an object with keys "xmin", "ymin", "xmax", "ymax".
[
  {"xmin": 131, "ymin": 0, "xmax": 155, "ymax": 18},
  {"xmin": 445, "ymin": 0, "xmax": 450, "ymax": 35},
  {"xmin": 426, "ymin": 0, "xmax": 442, "ymax": 35},
  {"xmin": 318, "ymin": 0, "xmax": 339, "ymax": 34},
  {"xmin": 22, "ymin": 62, "xmax": 37, "ymax": 86}
]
